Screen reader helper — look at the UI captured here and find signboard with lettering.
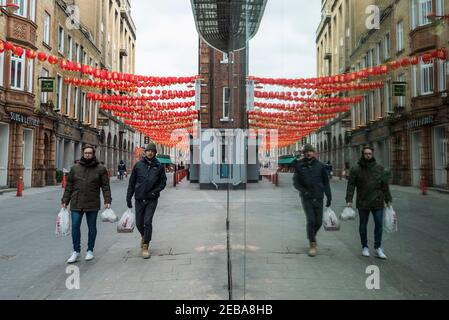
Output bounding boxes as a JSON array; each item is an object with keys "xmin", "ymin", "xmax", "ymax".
[
  {"xmin": 9, "ymin": 112, "xmax": 40, "ymax": 127},
  {"xmin": 41, "ymin": 79, "xmax": 55, "ymax": 93},
  {"xmin": 393, "ymin": 82, "xmax": 407, "ymax": 97},
  {"xmin": 406, "ymin": 115, "xmax": 434, "ymax": 130},
  {"xmin": 97, "ymin": 118, "xmax": 109, "ymax": 127}
]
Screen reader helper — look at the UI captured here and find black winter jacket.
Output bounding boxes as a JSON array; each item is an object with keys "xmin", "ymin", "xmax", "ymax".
[
  {"xmin": 126, "ymin": 157, "xmax": 167, "ymax": 202},
  {"xmin": 293, "ymin": 158, "xmax": 332, "ymax": 202}
]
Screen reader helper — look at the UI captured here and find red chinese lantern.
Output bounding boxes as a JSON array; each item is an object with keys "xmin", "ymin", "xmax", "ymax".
[
  {"xmin": 26, "ymin": 49, "xmax": 37, "ymax": 59},
  {"xmin": 48, "ymin": 55, "xmax": 59, "ymax": 64},
  {"xmin": 4, "ymin": 42, "xmax": 14, "ymax": 51},
  {"xmin": 437, "ymin": 48, "xmax": 447, "ymax": 60},
  {"xmin": 37, "ymin": 52, "xmax": 48, "ymax": 62},
  {"xmin": 400, "ymin": 57, "xmax": 410, "ymax": 67},
  {"xmin": 422, "ymin": 53, "xmax": 432, "ymax": 64},
  {"xmin": 410, "ymin": 56, "xmax": 419, "ymax": 65},
  {"xmin": 13, "ymin": 46, "xmax": 24, "ymax": 57}
]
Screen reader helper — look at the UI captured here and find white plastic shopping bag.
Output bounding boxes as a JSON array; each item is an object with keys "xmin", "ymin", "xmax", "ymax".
[
  {"xmin": 101, "ymin": 208, "xmax": 118, "ymax": 223},
  {"xmin": 117, "ymin": 209, "xmax": 135, "ymax": 233},
  {"xmin": 340, "ymin": 207, "xmax": 356, "ymax": 221},
  {"xmin": 323, "ymin": 207, "xmax": 340, "ymax": 231},
  {"xmin": 55, "ymin": 208, "xmax": 70, "ymax": 237},
  {"xmin": 384, "ymin": 206, "xmax": 398, "ymax": 233}
]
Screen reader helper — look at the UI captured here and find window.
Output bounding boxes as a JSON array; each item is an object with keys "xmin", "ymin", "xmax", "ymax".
[
  {"xmin": 75, "ymin": 43, "xmax": 80, "ymax": 63},
  {"xmin": 421, "ymin": 61, "xmax": 434, "ymax": 95},
  {"xmin": 363, "ymin": 95, "xmax": 369, "ymax": 125},
  {"xmin": 396, "ymin": 21, "xmax": 404, "ymax": 52},
  {"xmin": 58, "ymin": 26, "xmax": 64, "ymax": 53},
  {"xmin": 384, "ymin": 80, "xmax": 392, "ymax": 114},
  {"xmin": 56, "ymin": 75, "xmax": 63, "ymax": 112},
  {"xmin": 41, "ymin": 68, "xmax": 49, "ymax": 103},
  {"xmin": 412, "ymin": 65, "xmax": 418, "ymax": 97},
  {"xmin": 369, "ymin": 91, "xmax": 375, "ymax": 121},
  {"xmin": 379, "ymin": 87, "xmax": 384, "ymax": 118},
  {"xmin": 29, "ymin": 0, "xmax": 36, "ymax": 22},
  {"xmin": 384, "ymin": 33, "xmax": 390, "ymax": 60},
  {"xmin": 223, "ymin": 87, "xmax": 230, "ymax": 119},
  {"xmin": 92, "ymin": 101, "xmax": 98, "ymax": 128},
  {"xmin": 14, "ymin": 0, "xmax": 27, "ymax": 18},
  {"xmin": 74, "ymin": 87, "xmax": 79, "ymax": 119},
  {"xmin": 436, "ymin": 0, "xmax": 444, "ymax": 16},
  {"xmin": 221, "ymin": 53, "xmax": 229, "ymax": 64},
  {"xmin": 0, "ymin": 52, "xmax": 4, "ymax": 87},
  {"xmin": 80, "ymin": 92, "xmax": 86, "ymax": 122},
  {"xmin": 65, "ymin": 84, "xmax": 71, "ymax": 116},
  {"xmin": 10, "ymin": 54, "xmax": 25, "ymax": 90},
  {"xmin": 351, "ymin": 105, "xmax": 356, "ymax": 129},
  {"xmin": 27, "ymin": 59, "xmax": 33, "ymax": 93},
  {"xmin": 67, "ymin": 35, "xmax": 73, "ymax": 60},
  {"xmin": 439, "ymin": 60, "xmax": 447, "ymax": 92},
  {"xmin": 397, "ymin": 74, "xmax": 406, "ymax": 107},
  {"xmin": 376, "ymin": 41, "xmax": 382, "ymax": 65},
  {"xmin": 87, "ymin": 99, "xmax": 92, "ymax": 124},
  {"xmin": 412, "ymin": 0, "xmax": 433, "ymax": 29},
  {"xmin": 43, "ymin": 12, "xmax": 51, "ymax": 45}
]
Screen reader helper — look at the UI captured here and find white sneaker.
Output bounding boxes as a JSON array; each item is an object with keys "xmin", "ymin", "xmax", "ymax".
[
  {"xmin": 66, "ymin": 252, "xmax": 80, "ymax": 264},
  {"xmin": 375, "ymin": 248, "xmax": 387, "ymax": 260},
  {"xmin": 362, "ymin": 247, "xmax": 370, "ymax": 257},
  {"xmin": 85, "ymin": 251, "xmax": 95, "ymax": 261}
]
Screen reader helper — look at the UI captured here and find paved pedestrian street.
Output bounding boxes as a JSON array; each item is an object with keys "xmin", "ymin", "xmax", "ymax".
[{"xmin": 1, "ymin": 175, "xmax": 448, "ymax": 300}]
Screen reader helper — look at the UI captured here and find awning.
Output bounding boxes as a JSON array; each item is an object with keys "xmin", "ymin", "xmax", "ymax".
[
  {"xmin": 157, "ymin": 156, "xmax": 172, "ymax": 165},
  {"xmin": 278, "ymin": 157, "xmax": 297, "ymax": 165}
]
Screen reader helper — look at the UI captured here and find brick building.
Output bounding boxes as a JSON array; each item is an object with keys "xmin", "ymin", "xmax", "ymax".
[
  {"xmin": 310, "ymin": 0, "xmax": 449, "ymax": 188},
  {"xmin": 0, "ymin": 0, "xmax": 138, "ymax": 189}
]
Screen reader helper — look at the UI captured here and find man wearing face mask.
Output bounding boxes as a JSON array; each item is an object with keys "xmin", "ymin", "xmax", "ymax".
[
  {"xmin": 126, "ymin": 143, "xmax": 167, "ymax": 259},
  {"xmin": 293, "ymin": 144, "xmax": 332, "ymax": 257},
  {"xmin": 62, "ymin": 145, "xmax": 112, "ymax": 264},
  {"xmin": 346, "ymin": 146, "xmax": 392, "ymax": 260}
]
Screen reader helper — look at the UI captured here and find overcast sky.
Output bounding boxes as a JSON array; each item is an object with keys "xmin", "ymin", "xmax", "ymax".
[{"xmin": 132, "ymin": 0, "xmax": 321, "ymax": 79}]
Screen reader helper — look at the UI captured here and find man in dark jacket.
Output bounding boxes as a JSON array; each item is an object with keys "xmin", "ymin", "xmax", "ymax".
[
  {"xmin": 127, "ymin": 143, "xmax": 167, "ymax": 259},
  {"xmin": 293, "ymin": 144, "xmax": 332, "ymax": 257},
  {"xmin": 346, "ymin": 146, "xmax": 392, "ymax": 260},
  {"xmin": 118, "ymin": 160, "xmax": 127, "ymax": 180},
  {"xmin": 62, "ymin": 145, "xmax": 112, "ymax": 264}
]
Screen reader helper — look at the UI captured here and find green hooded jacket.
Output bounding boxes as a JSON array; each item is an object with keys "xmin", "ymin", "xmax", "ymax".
[
  {"xmin": 62, "ymin": 157, "xmax": 112, "ymax": 211},
  {"xmin": 345, "ymin": 157, "xmax": 392, "ymax": 210}
]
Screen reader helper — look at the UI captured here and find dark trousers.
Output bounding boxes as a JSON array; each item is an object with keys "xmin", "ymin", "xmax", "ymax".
[
  {"xmin": 71, "ymin": 211, "xmax": 98, "ymax": 253},
  {"xmin": 358, "ymin": 208, "xmax": 384, "ymax": 249},
  {"xmin": 135, "ymin": 199, "xmax": 158, "ymax": 245},
  {"xmin": 301, "ymin": 198, "xmax": 323, "ymax": 243}
]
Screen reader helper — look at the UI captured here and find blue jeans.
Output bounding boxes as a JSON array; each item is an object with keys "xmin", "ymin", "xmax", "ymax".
[
  {"xmin": 358, "ymin": 209, "xmax": 384, "ymax": 250},
  {"xmin": 71, "ymin": 211, "xmax": 98, "ymax": 253}
]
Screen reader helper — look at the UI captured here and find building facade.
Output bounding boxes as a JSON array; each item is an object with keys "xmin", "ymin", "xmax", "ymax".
[
  {"xmin": 0, "ymin": 0, "xmax": 137, "ymax": 188},
  {"xmin": 311, "ymin": 0, "xmax": 449, "ymax": 188}
]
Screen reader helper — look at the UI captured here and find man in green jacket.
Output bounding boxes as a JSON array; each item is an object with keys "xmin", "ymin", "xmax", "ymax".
[
  {"xmin": 346, "ymin": 146, "xmax": 392, "ymax": 260},
  {"xmin": 62, "ymin": 145, "xmax": 112, "ymax": 264}
]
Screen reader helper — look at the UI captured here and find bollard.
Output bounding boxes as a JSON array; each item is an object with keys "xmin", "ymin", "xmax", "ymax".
[
  {"xmin": 420, "ymin": 175, "xmax": 427, "ymax": 195},
  {"xmin": 61, "ymin": 173, "xmax": 67, "ymax": 189},
  {"xmin": 16, "ymin": 176, "xmax": 23, "ymax": 197}
]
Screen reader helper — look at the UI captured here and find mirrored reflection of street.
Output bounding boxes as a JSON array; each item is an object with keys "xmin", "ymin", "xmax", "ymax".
[{"xmin": 1, "ymin": 175, "xmax": 448, "ymax": 300}]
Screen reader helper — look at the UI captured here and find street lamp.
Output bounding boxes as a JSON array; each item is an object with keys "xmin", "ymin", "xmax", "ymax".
[{"xmin": 0, "ymin": 3, "xmax": 20, "ymax": 16}]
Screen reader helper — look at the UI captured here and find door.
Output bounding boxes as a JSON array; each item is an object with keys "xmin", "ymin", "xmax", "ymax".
[
  {"xmin": 433, "ymin": 126, "xmax": 448, "ymax": 186},
  {"xmin": 23, "ymin": 129, "xmax": 34, "ymax": 187},
  {"xmin": 411, "ymin": 131, "xmax": 422, "ymax": 186},
  {"xmin": 0, "ymin": 123, "xmax": 9, "ymax": 187}
]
